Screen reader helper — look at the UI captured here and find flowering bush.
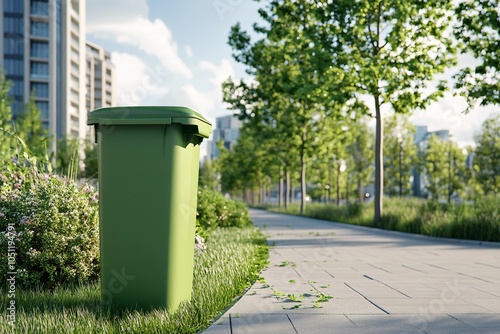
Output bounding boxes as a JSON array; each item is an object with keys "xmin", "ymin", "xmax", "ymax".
[
  {"xmin": 196, "ymin": 187, "xmax": 252, "ymax": 234},
  {"xmin": 0, "ymin": 170, "xmax": 99, "ymax": 289}
]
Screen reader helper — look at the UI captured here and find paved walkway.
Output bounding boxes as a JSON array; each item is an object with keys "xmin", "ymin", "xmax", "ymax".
[{"xmin": 203, "ymin": 209, "xmax": 500, "ymax": 333}]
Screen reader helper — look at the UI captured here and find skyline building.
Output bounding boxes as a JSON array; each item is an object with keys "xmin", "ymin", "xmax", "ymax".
[
  {"xmin": 0, "ymin": 0, "xmax": 114, "ymax": 151},
  {"xmin": 207, "ymin": 114, "xmax": 242, "ymax": 160}
]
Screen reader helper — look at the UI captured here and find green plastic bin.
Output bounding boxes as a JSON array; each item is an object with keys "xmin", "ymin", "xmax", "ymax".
[{"xmin": 87, "ymin": 106, "xmax": 212, "ymax": 311}]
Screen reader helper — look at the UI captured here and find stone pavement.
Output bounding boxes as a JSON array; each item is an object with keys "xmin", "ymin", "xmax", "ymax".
[{"xmin": 203, "ymin": 209, "xmax": 500, "ymax": 334}]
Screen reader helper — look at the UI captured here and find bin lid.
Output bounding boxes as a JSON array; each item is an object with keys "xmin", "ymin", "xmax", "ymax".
[{"xmin": 87, "ymin": 106, "xmax": 212, "ymax": 138}]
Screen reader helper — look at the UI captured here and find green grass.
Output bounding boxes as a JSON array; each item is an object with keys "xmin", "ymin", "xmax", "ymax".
[
  {"xmin": 266, "ymin": 195, "xmax": 500, "ymax": 242},
  {"xmin": 0, "ymin": 227, "xmax": 268, "ymax": 333}
]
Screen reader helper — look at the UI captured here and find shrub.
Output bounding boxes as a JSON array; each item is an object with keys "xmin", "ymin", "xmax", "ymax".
[
  {"xmin": 196, "ymin": 187, "xmax": 252, "ymax": 234},
  {"xmin": 0, "ymin": 170, "xmax": 99, "ymax": 289}
]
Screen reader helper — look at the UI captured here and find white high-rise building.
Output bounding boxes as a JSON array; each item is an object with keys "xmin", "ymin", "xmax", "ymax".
[{"xmin": 0, "ymin": 0, "xmax": 103, "ymax": 151}]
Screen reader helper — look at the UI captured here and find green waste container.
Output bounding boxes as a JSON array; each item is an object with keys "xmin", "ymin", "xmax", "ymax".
[{"xmin": 87, "ymin": 106, "xmax": 212, "ymax": 311}]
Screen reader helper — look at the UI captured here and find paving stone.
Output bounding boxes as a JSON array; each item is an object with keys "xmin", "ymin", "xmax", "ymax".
[{"xmin": 201, "ymin": 210, "xmax": 500, "ymax": 333}]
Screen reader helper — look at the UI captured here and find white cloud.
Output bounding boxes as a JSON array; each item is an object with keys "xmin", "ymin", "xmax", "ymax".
[
  {"xmin": 185, "ymin": 45, "xmax": 193, "ymax": 58},
  {"xmin": 88, "ymin": 18, "xmax": 192, "ymax": 79},
  {"xmin": 199, "ymin": 59, "xmax": 235, "ymax": 87},
  {"xmin": 182, "ymin": 85, "xmax": 216, "ymax": 116},
  {"xmin": 112, "ymin": 52, "xmax": 169, "ymax": 106},
  {"xmin": 410, "ymin": 92, "xmax": 499, "ymax": 147},
  {"xmin": 86, "ymin": 0, "xmax": 149, "ymax": 25}
]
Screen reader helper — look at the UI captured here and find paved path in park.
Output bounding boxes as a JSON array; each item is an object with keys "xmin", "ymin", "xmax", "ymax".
[{"xmin": 203, "ymin": 209, "xmax": 500, "ymax": 334}]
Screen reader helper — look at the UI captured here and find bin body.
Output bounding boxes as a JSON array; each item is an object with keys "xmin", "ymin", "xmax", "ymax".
[{"xmin": 88, "ymin": 106, "xmax": 211, "ymax": 310}]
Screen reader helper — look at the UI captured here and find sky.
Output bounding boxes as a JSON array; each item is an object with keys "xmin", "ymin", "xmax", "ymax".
[{"xmin": 86, "ymin": 0, "xmax": 499, "ymax": 156}]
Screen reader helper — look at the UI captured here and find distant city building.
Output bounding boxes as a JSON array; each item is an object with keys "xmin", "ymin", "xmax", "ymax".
[
  {"xmin": 0, "ymin": 0, "xmax": 115, "ymax": 151},
  {"xmin": 86, "ymin": 41, "xmax": 115, "ymax": 143},
  {"xmin": 412, "ymin": 125, "xmax": 450, "ymax": 197},
  {"xmin": 208, "ymin": 114, "xmax": 242, "ymax": 160}
]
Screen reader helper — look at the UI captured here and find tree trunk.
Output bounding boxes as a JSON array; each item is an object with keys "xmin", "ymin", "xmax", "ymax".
[
  {"xmin": 336, "ymin": 164, "xmax": 341, "ymax": 206},
  {"xmin": 279, "ymin": 168, "xmax": 284, "ymax": 208},
  {"xmin": 285, "ymin": 169, "xmax": 290, "ymax": 210},
  {"xmin": 346, "ymin": 173, "xmax": 349, "ymax": 204},
  {"xmin": 399, "ymin": 140, "xmax": 403, "ymax": 197},
  {"xmin": 267, "ymin": 176, "xmax": 272, "ymax": 205},
  {"xmin": 263, "ymin": 183, "xmax": 267, "ymax": 205},
  {"xmin": 374, "ymin": 95, "xmax": 383, "ymax": 224},
  {"xmin": 300, "ymin": 129, "xmax": 307, "ymax": 215},
  {"xmin": 291, "ymin": 179, "xmax": 295, "ymax": 203},
  {"xmin": 358, "ymin": 177, "xmax": 364, "ymax": 203}
]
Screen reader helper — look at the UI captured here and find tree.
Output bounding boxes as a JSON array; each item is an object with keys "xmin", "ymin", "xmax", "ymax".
[
  {"xmin": 15, "ymin": 96, "xmax": 51, "ymax": 160},
  {"xmin": 199, "ymin": 159, "xmax": 219, "ymax": 191},
  {"xmin": 474, "ymin": 114, "xmax": 500, "ymax": 195},
  {"xmin": 314, "ymin": 0, "xmax": 457, "ymax": 222},
  {"xmin": 383, "ymin": 114, "xmax": 417, "ymax": 197},
  {"xmin": 0, "ymin": 72, "xmax": 14, "ymax": 165},
  {"xmin": 423, "ymin": 135, "xmax": 466, "ymax": 202},
  {"xmin": 225, "ymin": 3, "xmax": 355, "ymax": 214},
  {"xmin": 454, "ymin": 0, "xmax": 500, "ymax": 109},
  {"xmin": 83, "ymin": 142, "xmax": 98, "ymax": 179},
  {"xmin": 347, "ymin": 117, "xmax": 374, "ymax": 202},
  {"xmin": 55, "ymin": 137, "xmax": 80, "ymax": 178}
]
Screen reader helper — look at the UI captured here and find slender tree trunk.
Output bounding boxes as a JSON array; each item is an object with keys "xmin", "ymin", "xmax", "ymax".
[
  {"xmin": 267, "ymin": 176, "xmax": 272, "ymax": 205},
  {"xmin": 285, "ymin": 169, "xmax": 290, "ymax": 210},
  {"xmin": 358, "ymin": 177, "xmax": 364, "ymax": 203},
  {"xmin": 300, "ymin": 129, "xmax": 307, "ymax": 215},
  {"xmin": 346, "ymin": 173, "xmax": 349, "ymax": 204},
  {"xmin": 243, "ymin": 182, "xmax": 247, "ymax": 204},
  {"xmin": 279, "ymin": 167, "xmax": 284, "ymax": 208},
  {"xmin": 399, "ymin": 140, "xmax": 403, "ymax": 197},
  {"xmin": 448, "ymin": 143, "xmax": 452, "ymax": 203},
  {"xmin": 374, "ymin": 95, "xmax": 383, "ymax": 225},
  {"xmin": 291, "ymin": 179, "xmax": 295, "ymax": 203},
  {"xmin": 263, "ymin": 183, "xmax": 267, "ymax": 205},
  {"xmin": 336, "ymin": 165, "xmax": 340, "ymax": 206}
]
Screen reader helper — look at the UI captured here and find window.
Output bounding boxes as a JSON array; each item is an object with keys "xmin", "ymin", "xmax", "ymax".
[
  {"xmin": 31, "ymin": 21, "xmax": 49, "ymax": 37},
  {"xmin": 31, "ymin": 0, "xmax": 49, "ymax": 16},
  {"xmin": 4, "ymin": 58, "xmax": 24, "ymax": 76},
  {"xmin": 71, "ymin": 115, "xmax": 79, "ymax": 129},
  {"xmin": 71, "ymin": 48, "xmax": 79, "ymax": 62},
  {"xmin": 71, "ymin": 18, "xmax": 79, "ymax": 32},
  {"xmin": 31, "ymin": 82, "xmax": 49, "ymax": 98},
  {"xmin": 4, "ymin": 37, "xmax": 24, "ymax": 55},
  {"xmin": 31, "ymin": 62, "xmax": 49, "ymax": 79},
  {"xmin": 4, "ymin": 0, "xmax": 24, "ymax": 13},
  {"xmin": 4, "ymin": 17, "xmax": 24, "ymax": 34},
  {"xmin": 9, "ymin": 79, "xmax": 24, "ymax": 97},
  {"xmin": 31, "ymin": 41, "xmax": 49, "ymax": 59},
  {"xmin": 35, "ymin": 101, "xmax": 49, "ymax": 119},
  {"xmin": 71, "ymin": 89, "xmax": 79, "ymax": 102}
]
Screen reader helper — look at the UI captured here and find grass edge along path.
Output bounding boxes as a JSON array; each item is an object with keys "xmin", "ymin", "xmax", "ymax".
[
  {"xmin": 264, "ymin": 196, "xmax": 500, "ymax": 243},
  {"xmin": 0, "ymin": 227, "xmax": 268, "ymax": 334}
]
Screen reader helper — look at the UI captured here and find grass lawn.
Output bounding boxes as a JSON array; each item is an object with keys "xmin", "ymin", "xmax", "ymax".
[{"xmin": 0, "ymin": 227, "xmax": 268, "ymax": 334}]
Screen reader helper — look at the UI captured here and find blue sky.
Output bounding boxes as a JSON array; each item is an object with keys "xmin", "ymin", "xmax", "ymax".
[{"xmin": 86, "ymin": 0, "xmax": 499, "ymax": 152}]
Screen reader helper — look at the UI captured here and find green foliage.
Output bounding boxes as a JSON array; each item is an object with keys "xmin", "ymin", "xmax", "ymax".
[
  {"xmin": 55, "ymin": 136, "xmax": 80, "ymax": 178},
  {"xmin": 198, "ymin": 159, "xmax": 219, "ymax": 191},
  {"xmin": 14, "ymin": 96, "xmax": 52, "ymax": 161},
  {"xmin": 473, "ymin": 114, "xmax": 499, "ymax": 195},
  {"xmin": 196, "ymin": 187, "xmax": 253, "ymax": 234},
  {"xmin": 0, "ymin": 72, "xmax": 14, "ymax": 164},
  {"xmin": 268, "ymin": 195, "xmax": 500, "ymax": 242},
  {"xmin": 83, "ymin": 142, "xmax": 98, "ymax": 179},
  {"xmin": 423, "ymin": 135, "xmax": 467, "ymax": 201},
  {"xmin": 454, "ymin": 0, "xmax": 500, "ymax": 109},
  {"xmin": 384, "ymin": 114, "xmax": 417, "ymax": 197},
  {"xmin": 0, "ymin": 227, "xmax": 268, "ymax": 333},
  {"xmin": 0, "ymin": 171, "xmax": 99, "ymax": 289}
]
